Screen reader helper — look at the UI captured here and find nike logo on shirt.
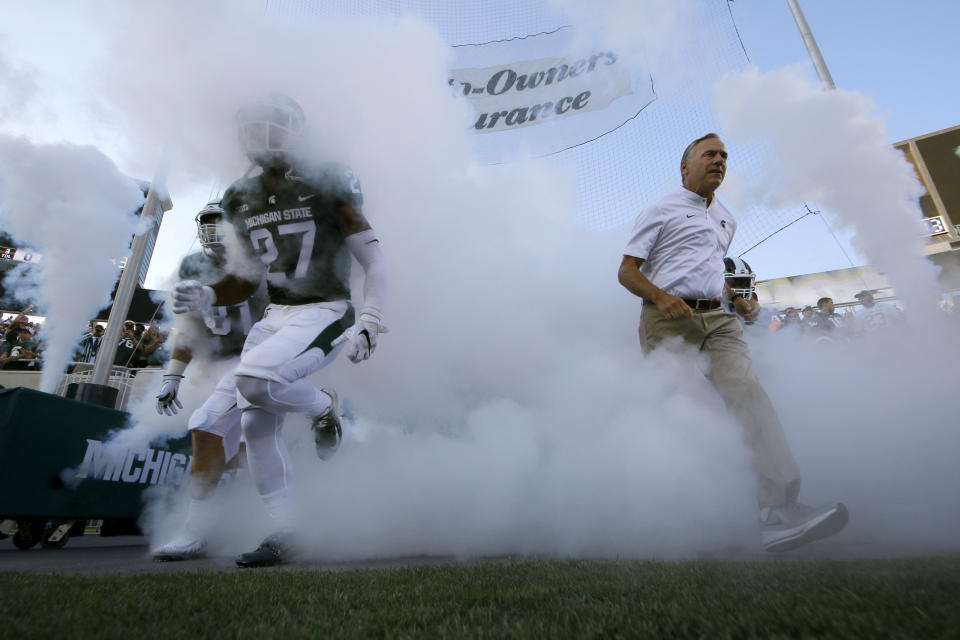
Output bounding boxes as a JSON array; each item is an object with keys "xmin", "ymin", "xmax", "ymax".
[{"xmin": 298, "ymin": 194, "xmax": 315, "ymax": 202}]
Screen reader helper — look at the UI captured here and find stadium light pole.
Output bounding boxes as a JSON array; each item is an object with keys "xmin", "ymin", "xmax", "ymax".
[
  {"xmin": 80, "ymin": 154, "xmax": 170, "ymax": 407},
  {"xmin": 785, "ymin": 0, "xmax": 836, "ymax": 90}
]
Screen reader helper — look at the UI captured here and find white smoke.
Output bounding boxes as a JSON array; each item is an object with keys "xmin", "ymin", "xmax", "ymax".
[
  {"xmin": 547, "ymin": 0, "xmax": 696, "ymax": 76},
  {"xmin": 61, "ymin": 1, "xmax": 760, "ymax": 559},
  {"xmin": 712, "ymin": 66, "xmax": 960, "ymax": 554},
  {"xmin": 4, "ymin": 2, "xmax": 956, "ymax": 562},
  {"xmin": 750, "ymin": 325, "xmax": 960, "ymax": 555},
  {"xmin": 0, "ymin": 41, "xmax": 38, "ymax": 123},
  {"xmin": 714, "ymin": 66, "xmax": 940, "ymax": 314},
  {"xmin": 0, "ymin": 135, "xmax": 143, "ymax": 391}
]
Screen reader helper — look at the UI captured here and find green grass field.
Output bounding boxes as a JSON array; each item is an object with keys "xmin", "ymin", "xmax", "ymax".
[{"xmin": 4, "ymin": 558, "xmax": 959, "ymax": 638}]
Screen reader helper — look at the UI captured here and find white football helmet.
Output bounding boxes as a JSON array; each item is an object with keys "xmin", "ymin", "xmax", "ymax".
[
  {"xmin": 195, "ymin": 201, "xmax": 225, "ymax": 257},
  {"xmin": 723, "ymin": 256, "xmax": 756, "ymax": 297},
  {"xmin": 236, "ymin": 93, "xmax": 306, "ymax": 168}
]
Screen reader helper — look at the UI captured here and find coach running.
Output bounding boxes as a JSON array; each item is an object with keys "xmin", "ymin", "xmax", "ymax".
[{"xmin": 617, "ymin": 133, "xmax": 848, "ymax": 552}]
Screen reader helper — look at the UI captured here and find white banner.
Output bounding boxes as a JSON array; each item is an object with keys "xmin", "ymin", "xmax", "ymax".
[
  {"xmin": 0, "ymin": 246, "xmax": 41, "ymax": 263},
  {"xmin": 450, "ymin": 27, "xmax": 656, "ymax": 162}
]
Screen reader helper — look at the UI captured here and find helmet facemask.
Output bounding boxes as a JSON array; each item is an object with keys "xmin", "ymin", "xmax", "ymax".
[
  {"xmin": 723, "ymin": 257, "xmax": 756, "ymax": 298},
  {"xmin": 195, "ymin": 202, "xmax": 226, "ymax": 258},
  {"xmin": 725, "ymin": 273, "xmax": 756, "ymax": 297},
  {"xmin": 236, "ymin": 94, "xmax": 306, "ymax": 168}
]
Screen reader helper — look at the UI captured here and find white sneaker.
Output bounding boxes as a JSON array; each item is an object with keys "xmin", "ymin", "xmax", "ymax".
[
  {"xmin": 760, "ymin": 501, "xmax": 849, "ymax": 552},
  {"xmin": 152, "ymin": 530, "xmax": 207, "ymax": 561}
]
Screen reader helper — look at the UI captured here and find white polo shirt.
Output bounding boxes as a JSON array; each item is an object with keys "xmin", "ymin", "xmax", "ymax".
[{"xmin": 623, "ymin": 186, "xmax": 737, "ymax": 300}]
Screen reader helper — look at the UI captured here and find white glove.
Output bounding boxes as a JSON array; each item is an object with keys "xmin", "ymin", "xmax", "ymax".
[
  {"xmin": 332, "ymin": 312, "xmax": 388, "ymax": 363},
  {"xmin": 172, "ymin": 280, "xmax": 215, "ymax": 314},
  {"xmin": 156, "ymin": 374, "xmax": 184, "ymax": 415}
]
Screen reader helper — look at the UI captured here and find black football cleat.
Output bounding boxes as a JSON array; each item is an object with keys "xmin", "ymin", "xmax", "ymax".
[
  {"xmin": 236, "ymin": 532, "xmax": 293, "ymax": 568},
  {"xmin": 311, "ymin": 388, "xmax": 342, "ymax": 461}
]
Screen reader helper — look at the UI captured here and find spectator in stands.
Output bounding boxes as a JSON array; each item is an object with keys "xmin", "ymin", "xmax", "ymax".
[
  {"xmin": 129, "ymin": 323, "xmax": 148, "ymax": 368},
  {"xmin": 114, "ymin": 320, "xmax": 142, "ymax": 367},
  {"xmin": 3, "ymin": 305, "xmax": 33, "ymax": 342},
  {"xmin": 136, "ymin": 322, "xmax": 167, "ymax": 367},
  {"xmin": 855, "ymin": 290, "xmax": 876, "ymax": 307},
  {"xmin": 768, "ymin": 313, "xmax": 783, "ymax": 333},
  {"xmin": 801, "ymin": 306, "xmax": 819, "ymax": 332},
  {"xmin": 0, "ymin": 325, "xmax": 41, "ymax": 370},
  {"xmin": 76, "ymin": 319, "xmax": 92, "ymax": 339},
  {"xmin": 3, "ymin": 322, "xmax": 25, "ymax": 354},
  {"xmin": 815, "ymin": 297, "xmax": 845, "ymax": 334},
  {"xmin": 776, "ymin": 307, "xmax": 802, "ymax": 332},
  {"xmin": 76, "ymin": 322, "xmax": 105, "ymax": 363},
  {"xmin": 853, "ymin": 290, "xmax": 902, "ymax": 334}
]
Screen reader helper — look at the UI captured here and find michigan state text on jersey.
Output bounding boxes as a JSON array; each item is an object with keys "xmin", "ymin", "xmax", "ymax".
[
  {"xmin": 178, "ymin": 251, "xmax": 268, "ymax": 359},
  {"xmin": 221, "ymin": 162, "xmax": 366, "ymax": 307},
  {"xmin": 168, "ymin": 93, "xmax": 388, "ymax": 568}
]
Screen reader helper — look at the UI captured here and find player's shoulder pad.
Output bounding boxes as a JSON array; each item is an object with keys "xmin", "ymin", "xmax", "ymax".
[
  {"xmin": 295, "ymin": 161, "xmax": 363, "ymax": 205},
  {"xmin": 221, "ymin": 175, "xmax": 263, "ymax": 215}
]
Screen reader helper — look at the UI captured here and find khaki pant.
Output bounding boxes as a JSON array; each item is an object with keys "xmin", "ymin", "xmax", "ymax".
[{"xmin": 640, "ymin": 305, "xmax": 801, "ymax": 508}]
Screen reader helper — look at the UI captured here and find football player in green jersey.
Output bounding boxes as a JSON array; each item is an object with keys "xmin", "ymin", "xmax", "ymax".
[
  {"xmin": 153, "ymin": 201, "xmax": 270, "ymax": 561},
  {"xmin": 172, "ymin": 94, "xmax": 388, "ymax": 567}
]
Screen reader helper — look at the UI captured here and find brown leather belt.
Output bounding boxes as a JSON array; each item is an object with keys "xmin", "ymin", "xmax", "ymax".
[{"xmin": 645, "ymin": 298, "xmax": 723, "ymax": 311}]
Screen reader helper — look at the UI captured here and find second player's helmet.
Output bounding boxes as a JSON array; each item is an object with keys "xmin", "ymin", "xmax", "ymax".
[
  {"xmin": 236, "ymin": 93, "xmax": 306, "ymax": 168},
  {"xmin": 723, "ymin": 256, "xmax": 756, "ymax": 297},
  {"xmin": 195, "ymin": 201, "xmax": 226, "ymax": 257}
]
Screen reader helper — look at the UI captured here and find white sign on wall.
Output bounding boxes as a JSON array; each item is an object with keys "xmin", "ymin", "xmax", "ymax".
[{"xmin": 923, "ymin": 215, "xmax": 949, "ymax": 236}]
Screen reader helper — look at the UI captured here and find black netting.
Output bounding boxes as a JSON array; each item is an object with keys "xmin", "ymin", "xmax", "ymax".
[{"xmin": 268, "ymin": 0, "xmax": 806, "ymax": 256}]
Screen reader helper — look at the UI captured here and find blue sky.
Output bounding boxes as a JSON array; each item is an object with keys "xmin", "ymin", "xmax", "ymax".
[
  {"xmin": 703, "ymin": 0, "xmax": 960, "ymax": 278},
  {"xmin": 255, "ymin": 0, "xmax": 960, "ymax": 283},
  {"xmin": 141, "ymin": 0, "xmax": 960, "ymax": 284},
  {"xmin": 731, "ymin": 0, "xmax": 958, "ymax": 144},
  {"xmin": 1, "ymin": 1, "xmax": 956, "ymax": 286}
]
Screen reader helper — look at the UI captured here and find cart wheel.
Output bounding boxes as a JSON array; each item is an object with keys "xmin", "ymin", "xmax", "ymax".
[
  {"xmin": 12, "ymin": 520, "xmax": 42, "ymax": 550},
  {"xmin": 41, "ymin": 520, "xmax": 75, "ymax": 550},
  {"xmin": 0, "ymin": 519, "xmax": 16, "ymax": 540}
]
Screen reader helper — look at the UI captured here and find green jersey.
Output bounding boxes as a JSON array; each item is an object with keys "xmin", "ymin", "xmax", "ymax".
[
  {"xmin": 113, "ymin": 335, "xmax": 139, "ymax": 367},
  {"xmin": 221, "ymin": 163, "xmax": 365, "ymax": 306},
  {"xmin": 179, "ymin": 251, "xmax": 268, "ymax": 359}
]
